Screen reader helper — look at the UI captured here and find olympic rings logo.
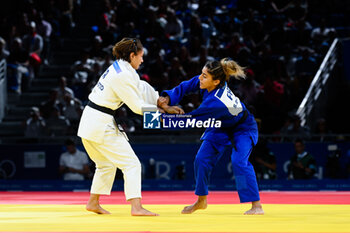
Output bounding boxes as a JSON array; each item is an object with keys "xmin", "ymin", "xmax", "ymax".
[{"xmin": 0, "ymin": 160, "xmax": 16, "ymax": 179}]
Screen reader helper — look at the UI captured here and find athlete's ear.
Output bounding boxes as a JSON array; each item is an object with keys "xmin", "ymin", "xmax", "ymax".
[
  {"xmin": 213, "ymin": 79, "xmax": 220, "ymax": 86},
  {"xmin": 129, "ymin": 52, "xmax": 136, "ymax": 61}
]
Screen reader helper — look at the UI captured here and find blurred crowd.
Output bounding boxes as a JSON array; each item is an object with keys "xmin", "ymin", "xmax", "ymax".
[
  {"xmin": 0, "ymin": 0, "xmax": 79, "ymax": 92},
  {"xmin": 1, "ymin": 0, "xmax": 350, "ymax": 140}
]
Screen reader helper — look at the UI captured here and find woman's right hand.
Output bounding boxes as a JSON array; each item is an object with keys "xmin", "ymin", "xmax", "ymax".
[{"xmin": 164, "ymin": 106, "xmax": 185, "ymax": 114}]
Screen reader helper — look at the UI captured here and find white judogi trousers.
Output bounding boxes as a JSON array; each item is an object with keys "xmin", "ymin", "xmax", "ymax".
[{"xmin": 82, "ymin": 122, "xmax": 141, "ymax": 200}]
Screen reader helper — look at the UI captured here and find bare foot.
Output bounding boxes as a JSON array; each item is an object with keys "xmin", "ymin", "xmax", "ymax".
[
  {"xmin": 131, "ymin": 207, "xmax": 159, "ymax": 216},
  {"xmin": 181, "ymin": 199, "xmax": 207, "ymax": 214},
  {"xmin": 244, "ymin": 207, "xmax": 264, "ymax": 215},
  {"xmin": 86, "ymin": 204, "xmax": 111, "ymax": 214}
]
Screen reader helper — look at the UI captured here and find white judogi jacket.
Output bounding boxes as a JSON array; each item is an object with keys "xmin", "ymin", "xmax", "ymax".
[{"xmin": 78, "ymin": 59, "xmax": 158, "ymax": 143}]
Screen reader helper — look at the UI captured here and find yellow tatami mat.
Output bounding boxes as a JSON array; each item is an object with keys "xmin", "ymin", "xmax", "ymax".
[{"xmin": 0, "ymin": 204, "xmax": 350, "ymax": 232}]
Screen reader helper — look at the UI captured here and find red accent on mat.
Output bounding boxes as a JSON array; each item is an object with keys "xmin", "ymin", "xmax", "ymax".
[{"xmin": 0, "ymin": 191, "xmax": 349, "ymax": 205}]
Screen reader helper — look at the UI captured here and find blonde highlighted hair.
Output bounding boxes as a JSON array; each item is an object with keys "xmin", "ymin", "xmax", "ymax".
[{"xmin": 205, "ymin": 58, "xmax": 245, "ymax": 87}]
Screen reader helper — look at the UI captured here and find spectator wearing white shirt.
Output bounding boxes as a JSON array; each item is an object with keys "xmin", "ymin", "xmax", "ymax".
[
  {"xmin": 59, "ymin": 139, "xmax": 90, "ymax": 180},
  {"xmin": 55, "ymin": 76, "xmax": 74, "ymax": 105}
]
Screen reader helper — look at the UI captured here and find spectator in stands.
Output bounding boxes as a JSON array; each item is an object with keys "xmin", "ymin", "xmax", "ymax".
[
  {"xmin": 280, "ymin": 114, "xmax": 310, "ymax": 141},
  {"xmin": 191, "ymin": 45, "xmax": 215, "ymax": 69},
  {"xmin": 88, "ymin": 35, "xmax": 105, "ymax": 59},
  {"xmin": 35, "ymin": 12, "xmax": 53, "ymax": 45},
  {"xmin": 62, "ymin": 93, "xmax": 83, "ymax": 133},
  {"xmin": 46, "ymin": 106, "xmax": 70, "ymax": 137},
  {"xmin": 311, "ymin": 18, "xmax": 336, "ymax": 44},
  {"xmin": 313, "ymin": 118, "xmax": 331, "ymax": 141},
  {"xmin": 288, "ymin": 139, "xmax": 316, "ymax": 179},
  {"xmin": 271, "ymin": 0, "xmax": 308, "ymax": 23},
  {"xmin": 94, "ymin": 8, "xmax": 117, "ymax": 48},
  {"xmin": 208, "ymin": 37, "xmax": 222, "ymax": 60},
  {"xmin": 7, "ymin": 37, "xmax": 30, "ymax": 93},
  {"xmin": 59, "ymin": 138, "xmax": 90, "ymax": 180},
  {"xmin": 55, "ymin": 76, "xmax": 74, "ymax": 105},
  {"xmin": 167, "ymin": 57, "xmax": 187, "ymax": 87},
  {"xmin": 250, "ymin": 139, "xmax": 277, "ymax": 180},
  {"xmin": 0, "ymin": 37, "xmax": 9, "ymax": 60},
  {"xmin": 188, "ymin": 15, "xmax": 205, "ymax": 47},
  {"xmin": 237, "ymin": 69, "xmax": 261, "ymax": 106},
  {"xmin": 325, "ymin": 147, "xmax": 343, "ymax": 179},
  {"xmin": 24, "ymin": 106, "xmax": 46, "ymax": 138},
  {"xmin": 295, "ymin": 48, "xmax": 317, "ymax": 76},
  {"xmin": 226, "ymin": 33, "xmax": 245, "ymax": 59},
  {"xmin": 56, "ymin": 0, "xmax": 76, "ymax": 36},
  {"xmin": 35, "ymin": 12, "xmax": 53, "ymax": 65},
  {"xmin": 23, "ymin": 21, "xmax": 44, "ymax": 56},
  {"xmin": 87, "ymin": 62, "xmax": 103, "ymax": 90},
  {"xmin": 40, "ymin": 89, "xmax": 61, "ymax": 119},
  {"xmin": 3, "ymin": 0, "xmax": 349, "ymax": 140},
  {"xmin": 100, "ymin": 50, "xmax": 113, "ymax": 72},
  {"xmin": 164, "ymin": 10, "xmax": 183, "ymax": 40},
  {"xmin": 8, "ymin": 38, "xmax": 28, "ymax": 65},
  {"xmin": 44, "ymin": 1, "xmax": 63, "ymax": 38},
  {"xmin": 22, "ymin": 21, "xmax": 43, "ymax": 76},
  {"xmin": 71, "ymin": 50, "xmax": 95, "ymax": 99},
  {"xmin": 71, "ymin": 50, "xmax": 95, "ymax": 84},
  {"xmin": 178, "ymin": 46, "xmax": 192, "ymax": 73},
  {"xmin": 14, "ymin": 13, "xmax": 30, "ymax": 37},
  {"xmin": 143, "ymin": 8, "xmax": 166, "ymax": 41}
]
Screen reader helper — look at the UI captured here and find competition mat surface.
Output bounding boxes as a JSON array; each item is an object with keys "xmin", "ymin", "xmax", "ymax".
[{"xmin": 0, "ymin": 191, "xmax": 350, "ymax": 233}]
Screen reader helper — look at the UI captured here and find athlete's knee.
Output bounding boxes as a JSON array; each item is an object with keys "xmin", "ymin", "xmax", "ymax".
[
  {"xmin": 124, "ymin": 157, "xmax": 141, "ymax": 172},
  {"xmin": 194, "ymin": 156, "xmax": 205, "ymax": 167},
  {"xmin": 95, "ymin": 163, "xmax": 116, "ymax": 175},
  {"xmin": 132, "ymin": 157, "xmax": 141, "ymax": 167},
  {"xmin": 195, "ymin": 157, "xmax": 213, "ymax": 172},
  {"xmin": 232, "ymin": 158, "xmax": 249, "ymax": 173},
  {"xmin": 134, "ymin": 160, "xmax": 142, "ymax": 173},
  {"xmin": 231, "ymin": 154, "xmax": 244, "ymax": 166},
  {"xmin": 232, "ymin": 158, "xmax": 256, "ymax": 177}
]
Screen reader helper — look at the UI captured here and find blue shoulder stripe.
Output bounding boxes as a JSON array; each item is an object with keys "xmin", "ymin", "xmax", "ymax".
[
  {"xmin": 215, "ymin": 82, "xmax": 227, "ymax": 98},
  {"xmin": 113, "ymin": 61, "xmax": 122, "ymax": 73}
]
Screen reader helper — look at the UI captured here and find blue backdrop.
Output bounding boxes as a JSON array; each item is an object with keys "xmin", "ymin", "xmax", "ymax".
[{"xmin": 0, "ymin": 142, "xmax": 350, "ymax": 191}]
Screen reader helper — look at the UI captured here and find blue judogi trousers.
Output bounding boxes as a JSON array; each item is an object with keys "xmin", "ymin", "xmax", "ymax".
[{"xmin": 194, "ymin": 133, "xmax": 260, "ymax": 203}]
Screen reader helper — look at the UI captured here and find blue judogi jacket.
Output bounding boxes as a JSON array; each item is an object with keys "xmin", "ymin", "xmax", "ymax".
[{"xmin": 162, "ymin": 76, "xmax": 258, "ymax": 146}]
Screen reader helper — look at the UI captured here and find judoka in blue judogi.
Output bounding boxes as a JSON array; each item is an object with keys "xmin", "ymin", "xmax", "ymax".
[{"xmin": 158, "ymin": 58, "xmax": 264, "ymax": 215}]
